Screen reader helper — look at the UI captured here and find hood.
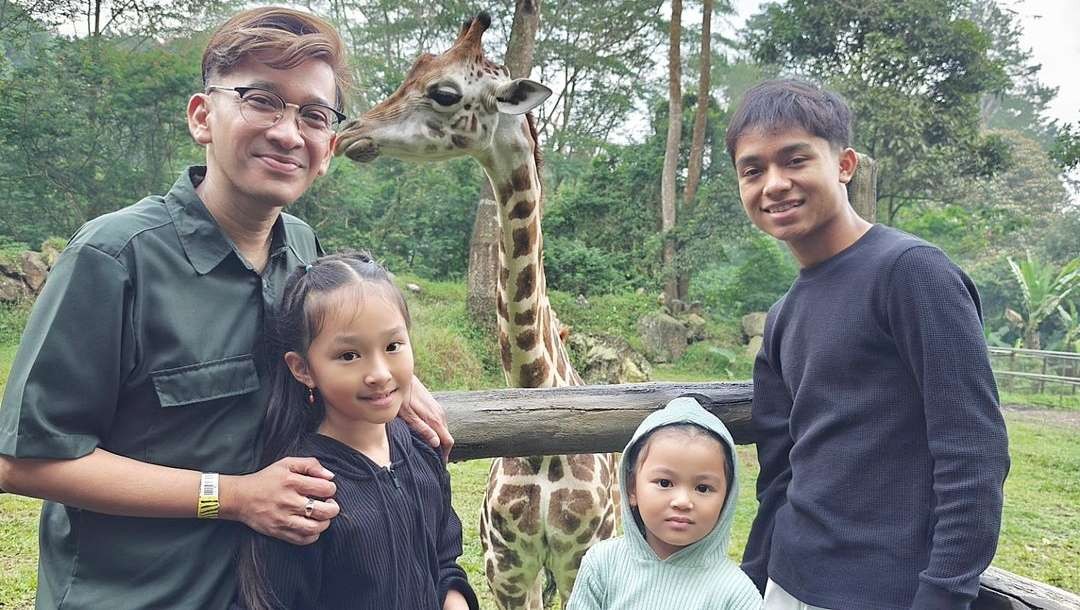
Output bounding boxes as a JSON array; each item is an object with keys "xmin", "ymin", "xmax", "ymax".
[
  {"xmin": 620, "ymin": 396, "xmax": 741, "ymax": 566},
  {"xmin": 302, "ymin": 419, "xmax": 415, "ymax": 480}
]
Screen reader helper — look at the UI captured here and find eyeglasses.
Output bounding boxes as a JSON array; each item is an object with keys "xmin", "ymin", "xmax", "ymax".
[{"xmin": 205, "ymin": 86, "xmax": 347, "ymax": 141}]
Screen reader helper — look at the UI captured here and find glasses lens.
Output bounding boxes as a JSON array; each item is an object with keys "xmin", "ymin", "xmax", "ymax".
[
  {"xmin": 298, "ymin": 106, "xmax": 337, "ymax": 140},
  {"xmin": 238, "ymin": 90, "xmax": 283, "ymax": 128}
]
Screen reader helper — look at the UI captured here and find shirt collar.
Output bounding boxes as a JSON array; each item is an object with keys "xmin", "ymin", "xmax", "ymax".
[{"xmin": 163, "ymin": 166, "xmax": 289, "ymax": 275}]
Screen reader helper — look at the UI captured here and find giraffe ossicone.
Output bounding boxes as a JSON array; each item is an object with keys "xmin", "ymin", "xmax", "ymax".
[{"xmin": 335, "ymin": 12, "xmax": 619, "ymax": 610}]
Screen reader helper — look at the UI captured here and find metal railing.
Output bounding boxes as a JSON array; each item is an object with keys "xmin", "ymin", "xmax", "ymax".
[{"xmin": 989, "ymin": 346, "xmax": 1080, "ymax": 394}]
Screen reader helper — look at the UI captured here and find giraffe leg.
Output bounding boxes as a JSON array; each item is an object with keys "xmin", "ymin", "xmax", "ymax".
[{"xmin": 483, "ymin": 458, "xmax": 548, "ymax": 610}]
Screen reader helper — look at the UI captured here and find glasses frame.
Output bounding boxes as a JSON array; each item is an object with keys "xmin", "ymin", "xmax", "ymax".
[{"xmin": 205, "ymin": 85, "xmax": 347, "ymax": 137}]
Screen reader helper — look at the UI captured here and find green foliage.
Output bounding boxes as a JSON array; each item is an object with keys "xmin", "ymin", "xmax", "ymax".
[
  {"xmin": 695, "ymin": 233, "xmax": 797, "ymax": 316},
  {"xmin": 1006, "ymin": 252, "xmax": 1080, "ymax": 350},
  {"xmin": 1049, "ymin": 123, "xmax": 1080, "ymax": 173}
]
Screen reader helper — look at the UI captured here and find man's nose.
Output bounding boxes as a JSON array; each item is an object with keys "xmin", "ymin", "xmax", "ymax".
[{"xmin": 762, "ymin": 166, "xmax": 791, "ymax": 198}]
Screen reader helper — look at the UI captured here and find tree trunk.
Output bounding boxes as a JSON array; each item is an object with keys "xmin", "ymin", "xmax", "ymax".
[
  {"xmin": 465, "ymin": 0, "xmax": 542, "ymax": 331},
  {"xmin": 660, "ymin": 0, "xmax": 682, "ymax": 307},
  {"xmin": 677, "ymin": 0, "xmax": 712, "ymax": 302}
]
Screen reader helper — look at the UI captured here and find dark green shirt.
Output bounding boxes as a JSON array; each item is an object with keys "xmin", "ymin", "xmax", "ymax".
[{"xmin": 0, "ymin": 167, "xmax": 322, "ymax": 609}]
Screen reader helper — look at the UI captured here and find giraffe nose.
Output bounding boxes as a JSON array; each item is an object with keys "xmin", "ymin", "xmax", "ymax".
[{"xmin": 338, "ymin": 135, "xmax": 380, "ymax": 163}]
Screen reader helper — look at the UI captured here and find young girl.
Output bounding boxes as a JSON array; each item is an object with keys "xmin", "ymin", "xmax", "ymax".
[{"xmin": 235, "ymin": 252, "xmax": 478, "ymax": 610}]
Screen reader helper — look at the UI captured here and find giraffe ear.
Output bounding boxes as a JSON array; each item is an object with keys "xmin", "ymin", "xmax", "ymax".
[{"xmin": 494, "ymin": 79, "xmax": 552, "ymax": 115}]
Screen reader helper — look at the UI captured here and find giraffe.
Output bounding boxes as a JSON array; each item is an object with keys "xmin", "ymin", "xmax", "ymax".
[{"xmin": 335, "ymin": 12, "xmax": 617, "ymax": 609}]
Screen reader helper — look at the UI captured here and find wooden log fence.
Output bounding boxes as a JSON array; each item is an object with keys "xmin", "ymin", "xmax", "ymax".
[
  {"xmin": 990, "ymin": 347, "xmax": 1080, "ymax": 394},
  {"xmin": 435, "ymin": 381, "xmax": 1080, "ymax": 609}
]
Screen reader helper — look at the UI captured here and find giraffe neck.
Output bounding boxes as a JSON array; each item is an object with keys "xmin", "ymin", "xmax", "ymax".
[{"xmin": 478, "ymin": 116, "xmax": 579, "ymax": 389}]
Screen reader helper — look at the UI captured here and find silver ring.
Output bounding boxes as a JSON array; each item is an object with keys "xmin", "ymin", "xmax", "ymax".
[{"xmin": 304, "ymin": 497, "xmax": 315, "ymax": 518}]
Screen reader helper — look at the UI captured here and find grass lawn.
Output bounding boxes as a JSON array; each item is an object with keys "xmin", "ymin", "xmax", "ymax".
[{"xmin": 2, "ymin": 413, "xmax": 1076, "ymax": 609}]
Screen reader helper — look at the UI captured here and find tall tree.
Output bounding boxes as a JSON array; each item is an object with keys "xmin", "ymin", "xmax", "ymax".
[
  {"xmin": 660, "ymin": 0, "xmax": 682, "ymax": 305},
  {"xmin": 676, "ymin": 0, "xmax": 713, "ymax": 301},
  {"xmin": 745, "ymin": 0, "xmax": 1011, "ymax": 224}
]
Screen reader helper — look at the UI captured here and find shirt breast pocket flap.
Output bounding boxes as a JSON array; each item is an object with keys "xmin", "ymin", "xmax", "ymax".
[{"xmin": 150, "ymin": 355, "xmax": 260, "ymax": 408}]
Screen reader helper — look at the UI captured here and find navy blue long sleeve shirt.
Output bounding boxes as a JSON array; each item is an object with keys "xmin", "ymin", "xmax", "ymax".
[{"xmin": 741, "ymin": 225, "xmax": 1009, "ymax": 610}]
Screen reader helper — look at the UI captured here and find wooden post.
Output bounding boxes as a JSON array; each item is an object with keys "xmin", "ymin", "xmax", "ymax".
[
  {"xmin": 466, "ymin": 189, "xmax": 499, "ymax": 332},
  {"xmin": 847, "ymin": 152, "xmax": 878, "ymax": 223}
]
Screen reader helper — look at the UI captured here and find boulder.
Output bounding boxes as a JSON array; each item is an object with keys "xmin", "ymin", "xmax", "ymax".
[
  {"xmin": 405, "ymin": 283, "xmax": 422, "ymax": 294},
  {"xmin": 746, "ymin": 335, "xmax": 764, "ymax": 358},
  {"xmin": 567, "ymin": 333, "xmax": 651, "ymax": 385},
  {"xmin": 21, "ymin": 251, "xmax": 49, "ymax": 293},
  {"xmin": 637, "ymin": 311, "xmax": 688, "ymax": 363},
  {"xmin": 41, "ymin": 242, "xmax": 63, "ymax": 270},
  {"xmin": 685, "ymin": 313, "xmax": 708, "ymax": 343},
  {"xmin": 0, "ymin": 275, "xmax": 27, "ymax": 302},
  {"xmin": 742, "ymin": 312, "xmax": 767, "ymax": 338}
]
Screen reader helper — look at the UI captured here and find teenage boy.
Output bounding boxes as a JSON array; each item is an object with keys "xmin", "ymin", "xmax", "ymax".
[
  {"xmin": 729, "ymin": 79, "xmax": 1009, "ymax": 609},
  {"xmin": 0, "ymin": 8, "xmax": 451, "ymax": 608}
]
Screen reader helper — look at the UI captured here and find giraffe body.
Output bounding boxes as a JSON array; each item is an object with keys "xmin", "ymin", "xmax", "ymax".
[{"xmin": 336, "ymin": 13, "xmax": 617, "ymax": 609}]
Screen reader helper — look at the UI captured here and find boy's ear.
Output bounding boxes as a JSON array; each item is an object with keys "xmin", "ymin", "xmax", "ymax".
[
  {"xmin": 187, "ymin": 93, "xmax": 213, "ymax": 146},
  {"xmin": 838, "ymin": 147, "xmax": 858, "ymax": 184},
  {"xmin": 284, "ymin": 351, "xmax": 314, "ymax": 388},
  {"xmin": 494, "ymin": 79, "xmax": 552, "ymax": 115}
]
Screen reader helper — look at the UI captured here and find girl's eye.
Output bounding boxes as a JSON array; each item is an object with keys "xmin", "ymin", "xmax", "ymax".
[
  {"xmin": 340, "ymin": 351, "xmax": 360, "ymax": 361},
  {"xmin": 386, "ymin": 341, "xmax": 405, "ymax": 352},
  {"xmin": 429, "ymin": 89, "xmax": 462, "ymax": 106},
  {"xmin": 695, "ymin": 484, "xmax": 714, "ymax": 494},
  {"xmin": 657, "ymin": 479, "xmax": 673, "ymax": 488}
]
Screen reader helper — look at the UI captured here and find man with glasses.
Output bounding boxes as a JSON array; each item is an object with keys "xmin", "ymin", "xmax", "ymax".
[{"xmin": 0, "ymin": 7, "xmax": 453, "ymax": 608}]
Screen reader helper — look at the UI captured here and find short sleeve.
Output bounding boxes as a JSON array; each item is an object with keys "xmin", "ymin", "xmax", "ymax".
[{"xmin": 0, "ymin": 244, "xmax": 134, "ymax": 458}]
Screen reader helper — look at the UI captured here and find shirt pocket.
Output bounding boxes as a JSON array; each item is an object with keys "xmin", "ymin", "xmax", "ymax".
[{"xmin": 150, "ymin": 354, "xmax": 260, "ymax": 408}]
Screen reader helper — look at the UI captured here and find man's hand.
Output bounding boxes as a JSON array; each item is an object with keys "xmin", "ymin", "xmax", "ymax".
[
  {"xmin": 399, "ymin": 375, "xmax": 454, "ymax": 461},
  {"xmin": 222, "ymin": 457, "xmax": 339, "ymax": 545}
]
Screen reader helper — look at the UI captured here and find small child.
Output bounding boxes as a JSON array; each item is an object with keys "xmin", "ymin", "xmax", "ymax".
[
  {"xmin": 567, "ymin": 397, "xmax": 762, "ymax": 610},
  {"xmin": 234, "ymin": 252, "xmax": 478, "ymax": 610}
]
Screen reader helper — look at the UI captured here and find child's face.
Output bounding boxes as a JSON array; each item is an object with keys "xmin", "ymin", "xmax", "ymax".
[
  {"xmin": 299, "ymin": 286, "xmax": 414, "ymax": 430},
  {"xmin": 628, "ymin": 432, "xmax": 729, "ymax": 559},
  {"xmin": 733, "ymin": 126, "xmax": 857, "ymax": 259}
]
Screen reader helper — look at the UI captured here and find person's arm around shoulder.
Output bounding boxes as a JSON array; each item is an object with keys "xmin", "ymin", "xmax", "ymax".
[
  {"xmin": 740, "ymin": 309, "xmax": 794, "ymax": 593},
  {"xmin": 401, "ymin": 376, "xmax": 455, "ymax": 461},
  {"xmin": 0, "ymin": 243, "xmax": 338, "ymax": 545},
  {"xmin": 564, "ymin": 545, "xmax": 606, "ymax": 610},
  {"xmin": 887, "ymin": 246, "xmax": 1009, "ymax": 608}
]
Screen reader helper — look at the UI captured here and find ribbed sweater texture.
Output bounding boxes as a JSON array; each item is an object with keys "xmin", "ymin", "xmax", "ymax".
[{"xmin": 741, "ymin": 225, "xmax": 1010, "ymax": 610}]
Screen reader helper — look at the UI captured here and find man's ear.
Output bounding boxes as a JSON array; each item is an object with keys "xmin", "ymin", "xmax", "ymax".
[
  {"xmin": 838, "ymin": 147, "xmax": 858, "ymax": 184},
  {"xmin": 284, "ymin": 351, "xmax": 314, "ymax": 388},
  {"xmin": 494, "ymin": 79, "xmax": 552, "ymax": 115},
  {"xmin": 187, "ymin": 93, "xmax": 213, "ymax": 146}
]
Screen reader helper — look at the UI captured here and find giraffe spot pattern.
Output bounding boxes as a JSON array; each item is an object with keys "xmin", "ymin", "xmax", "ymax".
[
  {"xmin": 517, "ymin": 354, "xmax": 548, "ymax": 387},
  {"xmin": 547, "ymin": 458, "xmax": 564, "ymax": 482},
  {"xmin": 569, "ymin": 456, "xmax": 595, "ymax": 481},
  {"xmin": 508, "ymin": 198, "xmax": 536, "ymax": 220},
  {"xmin": 496, "ymin": 483, "xmax": 541, "ymax": 535},
  {"xmin": 514, "ymin": 309, "xmax": 535, "ymax": 326},
  {"xmin": 514, "ymin": 263, "xmax": 535, "ymax": 302},
  {"xmin": 548, "ymin": 488, "xmax": 593, "ymax": 535},
  {"xmin": 499, "ymin": 331, "xmax": 511, "ymax": 371},
  {"xmin": 511, "ymin": 218, "xmax": 536, "ymax": 258},
  {"xmin": 515, "ymin": 329, "xmax": 537, "ymax": 350}
]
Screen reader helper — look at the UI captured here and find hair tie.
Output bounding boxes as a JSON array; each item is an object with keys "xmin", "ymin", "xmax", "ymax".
[{"xmin": 304, "ymin": 264, "xmax": 313, "ymax": 272}]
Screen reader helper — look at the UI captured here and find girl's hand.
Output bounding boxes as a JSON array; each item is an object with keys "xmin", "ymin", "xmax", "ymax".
[
  {"xmin": 443, "ymin": 589, "xmax": 471, "ymax": 610},
  {"xmin": 399, "ymin": 375, "xmax": 455, "ymax": 461}
]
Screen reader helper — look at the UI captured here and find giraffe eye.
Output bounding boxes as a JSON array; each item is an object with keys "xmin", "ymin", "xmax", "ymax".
[{"xmin": 429, "ymin": 89, "xmax": 462, "ymax": 107}]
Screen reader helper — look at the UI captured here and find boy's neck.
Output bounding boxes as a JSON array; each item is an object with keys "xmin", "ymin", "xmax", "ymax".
[
  {"xmin": 318, "ymin": 419, "xmax": 392, "ymax": 467},
  {"xmin": 788, "ymin": 205, "xmax": 873, "ymax": 268},
  {"xmin": 195, "ymin": 170, "xmax": 281, "ymax": 272}
]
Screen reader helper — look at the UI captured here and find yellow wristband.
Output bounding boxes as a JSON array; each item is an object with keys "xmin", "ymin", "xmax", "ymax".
[{"xmin": 197, "ymin": 472, "xmax": 219, "ymax": 520}]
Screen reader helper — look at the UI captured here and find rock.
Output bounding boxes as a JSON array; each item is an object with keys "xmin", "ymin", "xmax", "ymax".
[
  {"xmin": 685, "ymin": 313, "xmax": 708, "ymax": 343},
  {"xmin": 576, "ymin": 294, "xmax": 589, "ymax": 307},
  {"xmin": 0, "ymin": 275, "xmax": 27, "ymax": 302},
  {"xmin": 687, "ymin": 301, "xmax": 705, "ymax": 316},
  {"xmin": 405, "ymin": 283, "xmax": 422, "ymax": 294},
  {"xmin": 41, "ymin": 242, "xmax": 63, "ymax": 270},
  {"xmin": 567, "ymin": 333, "xmax": 652, "ymax": 385},
  {"xmin": 21, "ymin": 251, "xmax": 48, "ymax": 293},
  {"xmin": 637, "ymin": 311, "xmax": 688, "ymax": 363},
  {"xmin": 0, "ymin": 257, "xmax": 19, "ymax": 277},
  {"xmin": 742, "ymin": 312, "xmax": 767, "ymax": 338},
  {"xmin": 668, "ymin": 298, "xmax": 687, "ymax": 315},
  {"xmin": 635, "ymin": 287, "xmax": 645, "ymax": 295},
  {"xmin": 746, "ymin": 335, "xmax": 764, "ymax": 358}
]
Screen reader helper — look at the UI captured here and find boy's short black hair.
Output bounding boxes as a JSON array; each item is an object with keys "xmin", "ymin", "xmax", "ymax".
[{"xmin": 725, "ymin": 79, "xmax": 852, "ymax": 163}]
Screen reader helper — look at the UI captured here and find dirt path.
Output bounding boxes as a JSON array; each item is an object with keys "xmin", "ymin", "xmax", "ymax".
[{"xmin": 1003, "ymin": 405, "xmax": 1080, "ymax": 430}]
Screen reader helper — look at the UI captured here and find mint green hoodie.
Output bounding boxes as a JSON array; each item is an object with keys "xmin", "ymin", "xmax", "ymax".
[{"xmin": 566, "ymin": 397, "xmax": 763, "ymax": 610}]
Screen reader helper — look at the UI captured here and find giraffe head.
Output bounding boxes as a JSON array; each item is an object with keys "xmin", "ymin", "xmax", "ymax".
[{"xmin": 335, "ymin": 12, "xmax": 551, "ymax": 164}]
